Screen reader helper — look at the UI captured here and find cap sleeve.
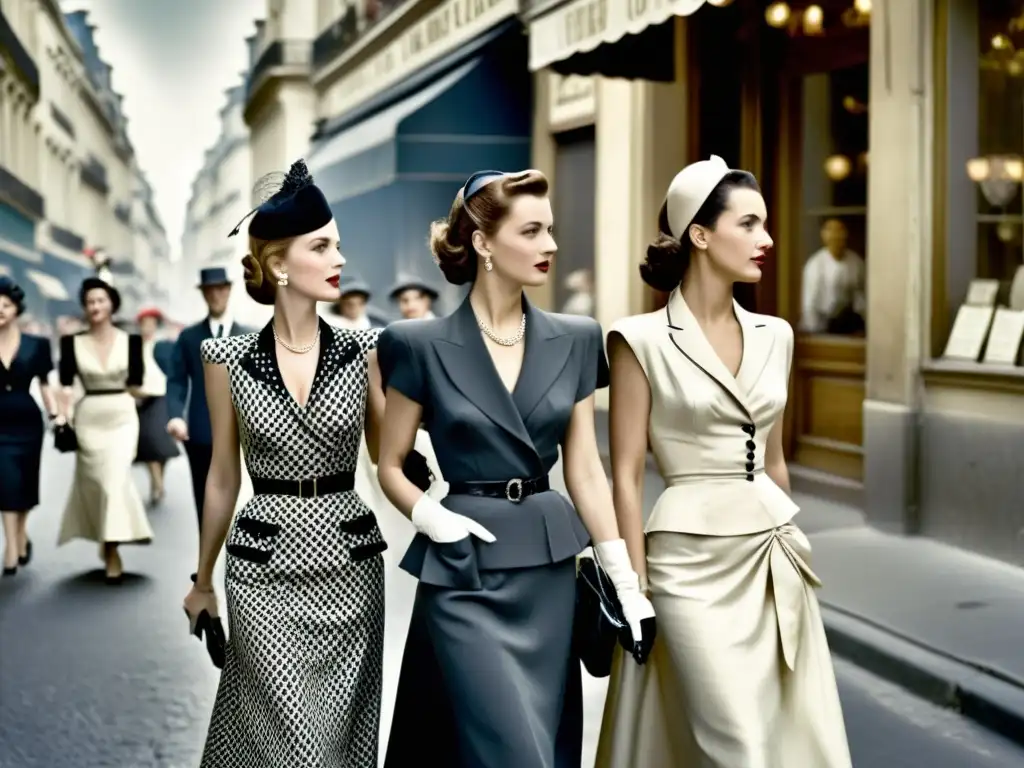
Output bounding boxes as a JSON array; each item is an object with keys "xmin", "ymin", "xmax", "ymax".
[
  {"xmin": 575, "ymin": 319, "xmax": 610, "ymax": 403},
  {"xmin": 35, "ymin": 337, "xmax": 54, "ymax": 383},
  {"xmin": 58, "ymin": 335, "xmax": 77, "ymax": 387},
  {"xmin": 354, "ymin": 327, "xmax": 381, "ymax": 353},
  {"xmin": 200, "ymin": 337, "xmax": 232, "ymax": 366},
  {"xmin": 127, "ymin": 334, "xmax": 144, "ymax": 387},
  {"xmin": 377, "ymin": 324, "xmax": 424, "ymax": 404}
]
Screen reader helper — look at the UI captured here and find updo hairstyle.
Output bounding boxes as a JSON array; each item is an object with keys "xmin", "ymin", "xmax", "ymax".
[
  {"xmin": 79, "ymin": 276, "xmax": 121, "ymax": 314},
  {"xmin": 0, "ymin": 276, "xmax": 26, "ymax": 316},
  {"xmin": 429, "ymin": 169, "xmax": 549, "ymax": 285},
  {"xmin": 242, "ymin": 236, "xmax": 295, "ymax": 306},
  {"xmin": 640, "ymin": 170, "xmax": 761, "ymax": 293}
]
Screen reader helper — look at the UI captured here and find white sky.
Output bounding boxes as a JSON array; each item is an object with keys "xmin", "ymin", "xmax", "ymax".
[{"xmin": 59, "ymin": 0, "xmax": 266, "ymax": 261}]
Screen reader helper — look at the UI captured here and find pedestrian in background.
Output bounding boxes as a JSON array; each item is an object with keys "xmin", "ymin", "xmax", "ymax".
[
  {"xmin": 387, "ymin": 273, "xmax": 438, "ymax": 319},
  {"xmin": 56, "ymin": 278, "xmax": 151, "ymax": 585},
  {"xmin": 595, "ymin": 157, "xmax": 851, "ymax": 767},
  {"xmin": 0, "ymin": 277, "xmax": 58, "ymax": 577},
  {"xmin": 183, "ymin": 160, "xmax": 391, "ymax": 766},
  {"xmin": 133, "ymin": 307, "xmax": 180, "ymax": 505},
  {"xmin": 165, "ymin": 268, "xmax": 252, "ymax": 536},
  {"xmin": 377, "ymin": 169, "xmax": 655, "ymax": 768}
]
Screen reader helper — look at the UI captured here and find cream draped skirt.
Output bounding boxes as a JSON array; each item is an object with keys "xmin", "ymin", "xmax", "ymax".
[{"xmin": 595, "ymin": 522, "xmax": 851, "ymax": 768}]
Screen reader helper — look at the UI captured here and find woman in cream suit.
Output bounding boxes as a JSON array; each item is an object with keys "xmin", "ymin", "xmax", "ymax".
[{"xmin": 596, "ymin": 156, "xmax": 851, "ymax": 767}]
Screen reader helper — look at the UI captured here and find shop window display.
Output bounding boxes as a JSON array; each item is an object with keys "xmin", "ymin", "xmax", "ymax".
[
  {"xmin": 941, "ymin": 0, "xmax": 1024, "ymax": 364},
  {"xmin": 796, "ymin": 62, "xmax": 869, "ymax": 337}
]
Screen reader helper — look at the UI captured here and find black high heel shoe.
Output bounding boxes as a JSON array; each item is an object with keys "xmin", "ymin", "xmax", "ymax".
[
  {"xmin": 186, "ymin": 607, "xmax": 227, "ymax": 669},
  {"xmin": 2, "ymin": 565, "xmax": 16, "ymax": 577},
  {"xmin": 18, "ymin": 540, "xmax": 32, "ymax": 567}
]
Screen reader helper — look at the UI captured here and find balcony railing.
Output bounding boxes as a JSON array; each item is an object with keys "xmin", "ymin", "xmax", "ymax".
[
  {"xmin": 0, "ymin": 9, "xmax": 40, "ymax": 95},
  {"xmin": 50, "ymin": 223, "xmax": 84, "ymax": 253},
  {"xmin": 0, "ymin": 165, "xmax": 45, "ymax": 220},
  {"xmin": 50, "ymin": 102, "xmax": 75, "ymax": 138},
  {"xmin": 80, "ymin": 157, "xmax": 109, "ymax": 196},
  {"xmin": 313, "ymin": 0, "xmax": 410, "ymax": 73},
  {"xmin": 246, "ymin": 40, "xmax": 312, "ymax": 102}
]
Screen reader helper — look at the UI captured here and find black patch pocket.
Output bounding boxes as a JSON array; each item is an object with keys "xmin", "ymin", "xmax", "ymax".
[
  {"xmin": 227, "ymin": 517, "xmax": 281, "ymax": 565},
  {"xmin": 341, "ymin": 513, "xmax": 388, "ymax": 563}
]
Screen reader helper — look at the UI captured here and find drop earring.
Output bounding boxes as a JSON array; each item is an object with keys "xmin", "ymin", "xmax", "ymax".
[
  {"xmin": 483, "ymin": 256, "xmax": 493, "ymax": 273},
  {"xmin": 277, "ymin": 274, "xmax": 288, "ymax": 286}
]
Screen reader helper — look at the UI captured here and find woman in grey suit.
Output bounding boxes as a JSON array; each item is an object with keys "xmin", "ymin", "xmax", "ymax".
[{"xmin": 377, "ymin": 169, "xmax": 656, "ymax": 768}]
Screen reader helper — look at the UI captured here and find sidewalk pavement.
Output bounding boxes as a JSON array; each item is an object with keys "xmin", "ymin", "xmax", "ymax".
[{"xmin": 592, "ymin": 418, "xmax": 1024, "ymax": 747}]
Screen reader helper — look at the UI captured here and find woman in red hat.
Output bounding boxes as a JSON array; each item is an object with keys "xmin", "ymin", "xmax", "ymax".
[{"xmin": 133, "ymin": 307, "xmax": 180, "ymax": 504}]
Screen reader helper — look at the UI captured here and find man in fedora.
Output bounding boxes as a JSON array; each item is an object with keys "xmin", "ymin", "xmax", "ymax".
[
  {"xmin": 323, "ymin": 276, "xmax": 389, "ymax": 329},
  {"xmin": 388, "ymin": 273, "xmax": 439, "ymax": 320},
  {"xmin": 166, "ymin": 268, "xmax": 253, "ymax": 534}
]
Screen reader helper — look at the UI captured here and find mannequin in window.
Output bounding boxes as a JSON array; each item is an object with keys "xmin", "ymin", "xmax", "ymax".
[{"xmin": 799, "ymin": 218, "xmax": 865, "ymax": 335}]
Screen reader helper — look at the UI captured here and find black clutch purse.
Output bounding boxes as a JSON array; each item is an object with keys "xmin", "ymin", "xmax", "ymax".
[
  {"xmin": 573, "ymin": 554, "xmax": 629, "ymax": 678},
  {"xmin": 53, "ymin": 424, "xmax": 78, "ymax": 453},
  {"xmin": 189, "ymin": 573, "xmax": 227, "ymax": 669}
]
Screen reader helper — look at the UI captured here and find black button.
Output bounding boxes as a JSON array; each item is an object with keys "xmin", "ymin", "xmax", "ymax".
[
  {"xmin": 742, "ymin": 424, "xmax": 755, "ymax": 436},
  {"xmin": 746, "ymin": 440, "xmax": 755, "ymax": 450},
  {"xmin": 746, "ymin": 452, "xmax": 755, "ymax": 460},
  {"xmin": 745, "ymin": 474, "xmax": 754, "ymax": 482},
  {"xmin": 745, "ymin": 461, "xmax": 755, "ymax": 471}
]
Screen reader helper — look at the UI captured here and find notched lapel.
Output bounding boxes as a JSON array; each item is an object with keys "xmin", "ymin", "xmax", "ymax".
[
  {"xmin": 432, "ymin": 300, "xmax": 536, "ymax": 456},
  {"xmin": 734, "ymin": 310, "xmax": 775, "ymax": 396},
  {"xmin": 309, "ymin": 321, "xmax": 359, "ymax": 408},
  {"xmin": 513, "ymin": 309, "xmax": 573, "ymax": 421},
  {"xmin": 665, "ymin": 291, "xmax": 753, "ymax": 421},
  {"xmin": 240, "ymin": 323, "xmax": 289, "ymax": 405}
]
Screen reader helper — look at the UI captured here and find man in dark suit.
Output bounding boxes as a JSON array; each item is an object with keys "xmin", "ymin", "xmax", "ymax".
[{"xmin": 166, "ymin": 268, "xmax": 253, "ymax": 534}]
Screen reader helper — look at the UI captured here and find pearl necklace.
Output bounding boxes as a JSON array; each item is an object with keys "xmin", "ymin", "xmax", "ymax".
[
  {"xmin": 273, "ymin": 324, "xmax": 320, "ymax": 354},
  {"xmin": 476, "ymin": 313, "xmax": 526, "ymax": 347}
]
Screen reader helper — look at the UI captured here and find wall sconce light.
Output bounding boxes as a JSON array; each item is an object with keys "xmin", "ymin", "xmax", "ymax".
[
  {"xmin": 966, "ymin": 157, "xmax": 990, "ymax": 182},
  {"xmin": 765, "ymin": 2, "xmax": 791, "ymax": 28},
  {"xmin": 824, "ymin": 154, "xmax": 852, "ymax": 181},
  {"xmin": 706, "ymin": 0, "xmax": 734, "ymax": 6},
  {"xmin": 967, "ymin": 155, "xmax": 1024, "ymax": 207},
  {"xmin": 803, "ymin": 5, "xmax": 824, "ymax": 35},
  {"xmin": 854, "ymin": 0, "xmax": 871, "ymax": 14},
  {"xmin": 992, "ymin": 33, "xmax": 1014, "ymax": 52}
]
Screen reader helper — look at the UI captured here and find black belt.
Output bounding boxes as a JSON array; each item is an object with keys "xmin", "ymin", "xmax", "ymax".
[
  {"xmin": 448, "ymin": 476, "xmax": 550, "ymax": 504},
  {"xmin": 251, "ymin": 471, "xmax": 355, "ymax": 499},
  {"xmin": 85, "ymin": 389, "xmax": 126, "ymax": 396}
]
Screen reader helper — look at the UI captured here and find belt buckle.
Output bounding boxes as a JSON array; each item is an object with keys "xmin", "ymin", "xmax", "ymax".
[
  {"xmin": 298, "ymin": 477, "xmax": 318, "ymax": 499},
  {"xmin": 505, "ymin": 478, "xmax": 524, "ymax": 503}
]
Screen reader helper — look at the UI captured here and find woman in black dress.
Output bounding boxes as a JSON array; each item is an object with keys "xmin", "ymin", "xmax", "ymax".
[
  {"xmin": 0, "ymin": 277, "xmax": 58, "ymax": 576},
  {"xmin": 133, "ymin": 307, "xmax": 179, "ymax": 504}
]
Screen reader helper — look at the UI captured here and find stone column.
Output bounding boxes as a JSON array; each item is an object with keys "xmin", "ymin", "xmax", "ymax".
[{"xmin": 862, "ymin": 0, "xmax": 931, "ymax": 531}]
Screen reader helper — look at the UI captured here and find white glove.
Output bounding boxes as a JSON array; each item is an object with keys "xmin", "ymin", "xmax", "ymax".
[
  {"xmin": 594, "ymin": 538, "xmax": 655, "ymax": 646},
  {"xmin": 411, "ymin": 485, "xmax": 496, "ymax": 545}
]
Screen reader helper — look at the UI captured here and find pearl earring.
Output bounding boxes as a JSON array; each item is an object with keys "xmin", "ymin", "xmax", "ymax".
[
  {"xmin": 277, "ymin": 274, "xmax": 288, "ymax": 286},
  {"xmin": 483, "ymin": 256, "xmax": 493, "ymax": 273}
]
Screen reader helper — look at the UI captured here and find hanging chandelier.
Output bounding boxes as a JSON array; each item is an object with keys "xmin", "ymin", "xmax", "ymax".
[{"xmin": 763, "ymin": 1, "xmax": 870, "ymax": 36}]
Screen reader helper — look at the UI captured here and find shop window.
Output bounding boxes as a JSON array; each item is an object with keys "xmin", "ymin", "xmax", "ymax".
[
  {"xmin": 939, "ymin": 0, "xmax": 1024, "ymax": 359},
  {"xmin": 796, "ymin": 61, "xmax": 869, "ymax": 337},
  {"xmin": 552, "ymin": 126, "xmax": 596, "ymax": 318}
]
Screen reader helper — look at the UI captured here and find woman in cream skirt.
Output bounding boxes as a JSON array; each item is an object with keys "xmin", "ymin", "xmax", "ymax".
[
  {"xmin": 596, "ymin": 157, "xmax": 851, "ymax": 767},
  {"xmin": 57, "ymin": 278, "xmax": 152, "ymax": 583}
]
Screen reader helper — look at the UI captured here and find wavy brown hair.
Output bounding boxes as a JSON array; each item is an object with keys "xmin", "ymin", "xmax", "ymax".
[{"xmin": 429, "ymin": 170, "xmax": 549, "ymax": 285}]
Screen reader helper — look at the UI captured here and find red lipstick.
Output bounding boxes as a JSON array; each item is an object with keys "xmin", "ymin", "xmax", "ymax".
[
  {"xmin": 327, "ymin": 275, "xmax": 340, "ymax": 288},
  {"xmin": 535, "ymin": 261, "xmax": 550, "ymax": 273}
]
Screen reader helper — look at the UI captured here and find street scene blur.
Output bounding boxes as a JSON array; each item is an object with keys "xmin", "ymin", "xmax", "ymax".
[{"xmin": 3, "ymin": 0, "xmax": 1024, "ymax": 766}]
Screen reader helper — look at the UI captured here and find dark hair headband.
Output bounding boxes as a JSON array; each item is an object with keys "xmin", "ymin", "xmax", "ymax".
[{"xmin": 462, "ymin": 170, "xmax": 504, "ymax": 201}]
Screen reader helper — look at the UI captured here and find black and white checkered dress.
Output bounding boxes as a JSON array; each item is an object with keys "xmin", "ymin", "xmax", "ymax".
[{"xmin": 199, "ymin": 319, "xmax": 387, "ymax": 768}]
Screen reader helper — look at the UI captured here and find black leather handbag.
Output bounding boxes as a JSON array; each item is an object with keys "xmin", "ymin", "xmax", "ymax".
[
  {"xmin": 573, "ymin": 554, "xmax": 629, "ymax": 678},
  {"xmin": 53, "ymin": 424, "xmax": 78, "ymax": 454}
]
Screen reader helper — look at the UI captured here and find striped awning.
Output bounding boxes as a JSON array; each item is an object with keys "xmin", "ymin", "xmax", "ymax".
[{"xmin": 528, "ymin": 0, "xmax": 706, "ymax": 72}]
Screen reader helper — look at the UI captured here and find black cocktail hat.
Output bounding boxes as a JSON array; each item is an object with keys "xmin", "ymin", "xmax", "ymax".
[{"xmin": 227, "ymin": 159, "xmax": 333, "ymax": 240}]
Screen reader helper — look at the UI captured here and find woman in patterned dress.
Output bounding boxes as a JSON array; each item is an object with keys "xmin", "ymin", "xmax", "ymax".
[{"xmin": 182, "ymin": 160, "xmax": 390, "ymax": 767}]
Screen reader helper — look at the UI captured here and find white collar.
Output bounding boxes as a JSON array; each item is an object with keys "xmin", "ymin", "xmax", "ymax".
[{"xmin": 208, "ymin": 316, "xmax": 232, "ymax": 335}]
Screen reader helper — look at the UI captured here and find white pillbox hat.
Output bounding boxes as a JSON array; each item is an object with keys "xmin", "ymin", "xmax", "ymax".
[{"xmin": 665, "ymin": 155, "xmax": 732, "ymax": 240}]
